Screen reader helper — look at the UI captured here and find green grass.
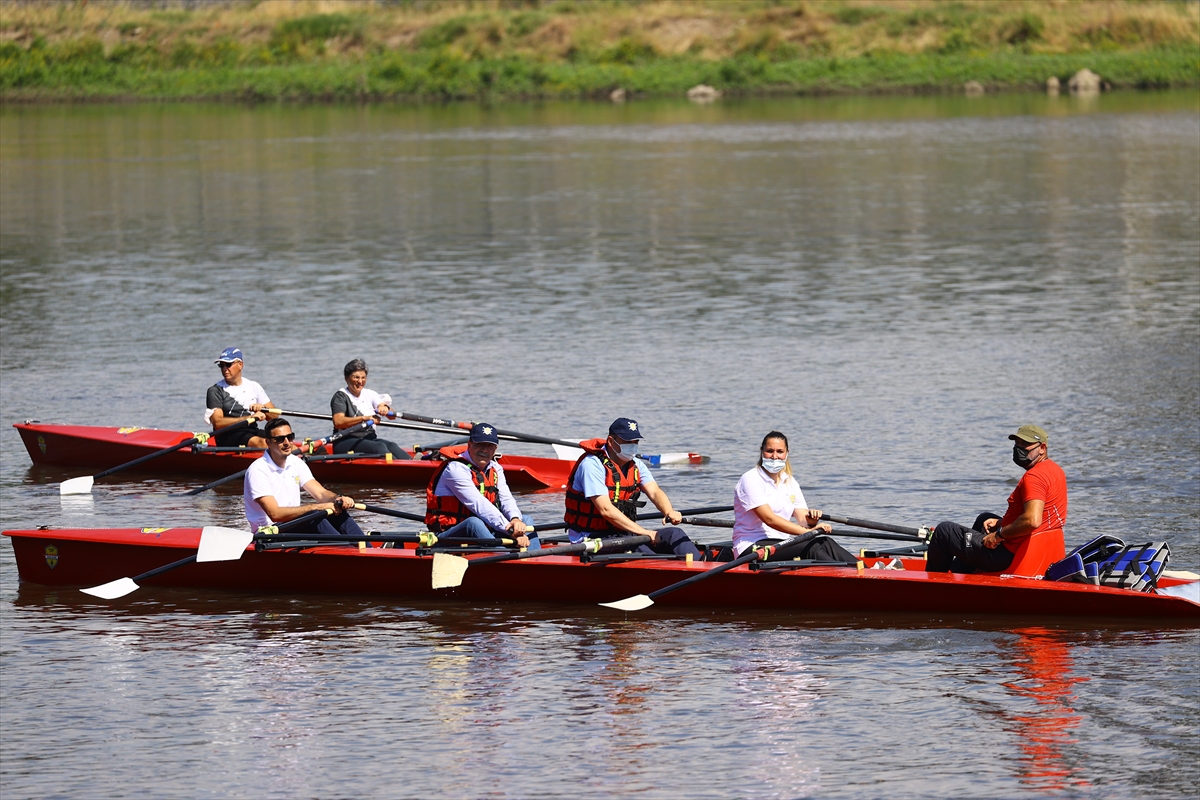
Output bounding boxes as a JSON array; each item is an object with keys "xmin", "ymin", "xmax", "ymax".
[{"xmin": 3, "ymin": 44, "xmax": 1196, "ymax": 103}]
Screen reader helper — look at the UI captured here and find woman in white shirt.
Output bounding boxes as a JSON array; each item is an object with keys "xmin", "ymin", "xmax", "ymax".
[
  {"xmin": 329, "ymin": 359, "xmax": 411, "ymax": 459},
  {"xmin": 732, "ymin": 431, "xmax": 857, "ymax": 563}
]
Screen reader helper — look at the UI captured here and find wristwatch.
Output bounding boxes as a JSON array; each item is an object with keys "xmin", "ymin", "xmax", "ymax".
[{"xmin": 993, "ymin": 525, "xmax": 1003, "ymax": 540}]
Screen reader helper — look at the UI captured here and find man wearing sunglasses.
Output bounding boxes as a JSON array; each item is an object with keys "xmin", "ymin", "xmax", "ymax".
[
  {"xmin": 244, "ymin": 416, "xmax": 365, "ymax": 537},
  {"xmin": 205, "ymin": 347, "xmax": 276, "ymax": 449},
  {"xmin": 925, "ymin": 424, "xmax": 1068, "ymax": 574}
]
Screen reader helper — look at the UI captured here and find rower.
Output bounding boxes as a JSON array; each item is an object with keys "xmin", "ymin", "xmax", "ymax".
[
  {"xmin": 244, "ymin": 416, "xmax": 365, "ymax": 537},
  {"xmin": 563, "ymin": 417, "xmax": 703, "ymax": 560},
  {"xmin": 732, "ymin": 431, "xmax": 859, "ymax": 564},
  {"xmin": 926, "ymin": 424, "xmax": 1068, "ymax": 574},
  {"xmin": 330, "ymin": 358, "xmax": 411, "ymax": 459},
  {"xmin": 424, "ymin": 422, "xmax": 540, "ymax": 550},
  {"xmin": 205, "ymin": 347, "xmax": 276, "ymax": 449}
]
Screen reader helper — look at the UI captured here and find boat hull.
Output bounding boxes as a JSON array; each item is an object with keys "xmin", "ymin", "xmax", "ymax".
[
  {"xmin": 6, "ymin": 528, "xmax": 1198, "ymax": 622},
  {"xmin": 14, "ymin": 423, "xmax": 571, "ymax": 490}
]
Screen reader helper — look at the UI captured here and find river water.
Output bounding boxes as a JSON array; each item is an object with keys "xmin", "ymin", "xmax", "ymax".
[{"xmin": 1, "ymin": 91, "xmax": 1197, "ymax": 798}]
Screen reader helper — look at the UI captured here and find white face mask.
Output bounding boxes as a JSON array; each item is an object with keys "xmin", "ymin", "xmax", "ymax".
[
  {"xmin": 761, "ymin": 458, "xmax": 787, "ymax": 474},
  {"xmin": 617, "ymin": 441, "xmax": 640, "ymax": 458}
]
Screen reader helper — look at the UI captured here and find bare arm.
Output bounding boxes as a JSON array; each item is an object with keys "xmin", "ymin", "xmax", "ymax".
[
  {"xmin": 750, "ymin": 505, "xmax": 831, "ymax": 537},
  {"xmin": 982, "ymin": 499, "xmax": 1044, "ymax": 549}
]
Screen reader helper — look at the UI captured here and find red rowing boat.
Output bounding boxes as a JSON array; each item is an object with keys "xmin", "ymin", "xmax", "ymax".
[
  {"xmin": 14, "ymin": 423, "xmax": 572, "ymax": 490},
  {"xmin": 6, "ymin": 527, "xmax": 1198, "ymax": 622}
]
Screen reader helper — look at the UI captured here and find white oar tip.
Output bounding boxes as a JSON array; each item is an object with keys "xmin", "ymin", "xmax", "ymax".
[
  {"xmin": 431, "ymin": 553, "xmax": 470, "ymax": 590},
  {"xmin": 197, "ymin": 527, "xmax": 254, "ymax": 563},
  {"xmin": 80, "ymin": 577, "xmax": 139, "ymax": 600},
  {"xmin": 59, "ymin": 476, "xmax": 94, "ymax": 495},
  {"xmin": 599, "ymin": 595, "xmax": 654, "ymax": 612}
]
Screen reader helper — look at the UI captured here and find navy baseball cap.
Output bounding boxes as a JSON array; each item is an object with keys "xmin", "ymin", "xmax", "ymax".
[
  {"xmin": 215, "ymin": 347, "xmax": 244, "ymax": 364},
  {"xmin": 608, "ymin": 418, "xmax": 644, "ymax": 441},
  {"xmin": 469, "ymin": 422, "xmax": 500, "ymax": 444}
]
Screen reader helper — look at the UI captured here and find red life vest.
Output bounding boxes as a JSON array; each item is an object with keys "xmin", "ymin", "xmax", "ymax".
[
  {"xmin": 425, "ymin": 457, "xmax": 500, "ymax": 532},
  {"xmin": 563, "ymin": 438, "xmax": 643, "ymax": 533}
]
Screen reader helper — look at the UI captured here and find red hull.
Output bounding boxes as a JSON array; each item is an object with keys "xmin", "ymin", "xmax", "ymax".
[
  {"xmin": 6, "ymin": 528, "xmax": 1198, "ymax": 622},
  {"xmin": 14, "ymin": 423, "xmax": 571, "ymax": 491}
]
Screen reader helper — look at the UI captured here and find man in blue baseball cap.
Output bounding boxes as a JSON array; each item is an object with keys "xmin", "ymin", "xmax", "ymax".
[
  {"xmin": 562, "ymin": 417, "xmax": 703, "ymax": 559},
  {"xmin": 205, "ymin": 347, "xmax": 276, "ymax": 449},
  {"xmin": 424, "ymin": 422, "xmax": 540, "ymax": 550}
]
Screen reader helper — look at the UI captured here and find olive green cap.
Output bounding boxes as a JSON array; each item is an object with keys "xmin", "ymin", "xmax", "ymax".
[{"xmin": 1008, "ymin": 424, "xmax": 1048, "ymax": 444}]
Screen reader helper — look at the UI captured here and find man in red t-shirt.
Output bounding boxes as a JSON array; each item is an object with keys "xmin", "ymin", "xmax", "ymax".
[{"xmin": 926, "ymin": 424, "xmax": 1068, "ymax": 573}]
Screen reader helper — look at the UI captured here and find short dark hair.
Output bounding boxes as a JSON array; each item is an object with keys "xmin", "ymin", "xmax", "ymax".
[
  {"xmin": 344, "ymin": 359, "xmax": 368, "ymax": 380},
  {"xmin": 265, "ymin": 416, "xmax": 291, "ymax": 434}
]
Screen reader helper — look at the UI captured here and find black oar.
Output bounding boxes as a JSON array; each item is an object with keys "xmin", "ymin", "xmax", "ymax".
[
  {"xmin": 817, "ymin": 512, "xmax": 930, "ymax": 539},
  {"xmin": 600, "ymin": 530, "xmax": 823, "ymax": 611},
  {"xmin": 256, "ymin": 531, "xmax": 515, "ymax": 548},
  {"xmin": 80, "ymin": 508, "xmax": 332, "ymax": 599},
  {"xmin": 529, "ymin": 505, "xmax": 735, "ymax": 533},
  {"xmin": 359, "ymin": 503, "xmax": 425, "ymax": 523},
  {"xmin": 432, "ymin": 534, "xmax": 653, "ymax": 589},
  {"xmin": 269, "ymin": 408, "xmax": 466, "ymax": 439},
  {"xmin": 680, "ymin": 517, "xmax": 925, "ymax": 543},
  {"xmin": 398, "ymin": 412, "xmax": 587, "ymax": 449},
  {"xmin": 174, "ymin": 422, "xmax": 375, "ymax": 497},
  {"xmin": 59, "ymin": 419, "xmax": 253, "ymax": 495}
]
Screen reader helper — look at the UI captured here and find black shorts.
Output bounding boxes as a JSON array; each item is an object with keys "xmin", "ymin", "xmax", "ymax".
[{"xmin": 214, "ymin": 424, "xmax": 262, "ymax": 448}]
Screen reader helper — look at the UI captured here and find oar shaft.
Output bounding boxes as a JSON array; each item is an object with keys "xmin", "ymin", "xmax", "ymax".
[
  {"xmin": 129, "ymin": 553, "xmax": 197, "ymax": 583},
  {"xmin": 360, "ymin": 504, "xmax": 424, "ymax": 523},
  {"xmin": 533, "ymin": 505, "xmax": 734, "ymax": 533},
  {"xmin": 468, "ymin": 534, "xmax": 652, "ymax": 566},
  {"xmin": 179, "ymin": 467, "xmax": 249, "ymax": 496},
  {"xmin": 401, "ymin": 412, "xmax": 585, "ymax": 449},
  {"xmin": 818, "ymin": 512, "xmax": 925, "ymax": 537},
  {"xmin": 679, "ymin": 517, "xmax": 923, "ymax": 543}
]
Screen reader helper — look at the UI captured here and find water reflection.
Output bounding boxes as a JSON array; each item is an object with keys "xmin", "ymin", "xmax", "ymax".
[{"xmin": 998, "ymin": 627, "xmax": 1091, "ymax": 793}]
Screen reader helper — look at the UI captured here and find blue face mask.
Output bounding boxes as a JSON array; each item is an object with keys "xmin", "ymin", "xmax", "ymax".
[{"xmin": 761, "ymin": 458, "xmax": 787, "ymax": 474}]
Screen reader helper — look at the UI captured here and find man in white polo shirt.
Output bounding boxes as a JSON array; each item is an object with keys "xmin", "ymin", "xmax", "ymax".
[{"xmin": 244, "ymin": 416, "xmax": 364, "ymax": 537}]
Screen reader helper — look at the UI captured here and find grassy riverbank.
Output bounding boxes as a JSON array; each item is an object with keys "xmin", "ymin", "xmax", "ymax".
[{"xmin": 2, "ymin": 1, "xmax": 1198, "ymax": 102}]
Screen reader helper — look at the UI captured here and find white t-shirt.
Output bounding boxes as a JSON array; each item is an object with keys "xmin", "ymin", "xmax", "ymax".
[
  {"xmin": 732, "ymin": 466, "xmax": 808, "ymax": 555},
  {"xmin": 244, "ymin": 453, "xmax": 315, "ymax": 532}
]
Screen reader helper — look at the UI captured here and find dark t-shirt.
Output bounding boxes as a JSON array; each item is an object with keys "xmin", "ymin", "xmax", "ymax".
[{"xmin": 330, "ymin": 391, "xmax": 371, "ymax": 440}]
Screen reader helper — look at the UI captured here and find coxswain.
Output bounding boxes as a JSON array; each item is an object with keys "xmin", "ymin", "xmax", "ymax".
[
  {"xmin": 563, "ymin": 417, "xmax": 703, "ymax": 559},
  {"xmin": 732, "ymin": 431, "xmax": 858, "ymax": 563},
  {"xmin": 425, "ymin": 422, "xmax": 540, "ymax": 549},
  {"xmin": 926, "ymin": 424, "xmax": 1068, "ymax": 573},
  {"xmin": 330, "ymin": 358, "xmax": 411, "ymax": 459},
  {"xmin": 244, "ymin": 416, "xmax": 365, "ymax": 537},
  {"xmin": 205, "ymin": 347, "xmax": 276, "ymax": 449}
]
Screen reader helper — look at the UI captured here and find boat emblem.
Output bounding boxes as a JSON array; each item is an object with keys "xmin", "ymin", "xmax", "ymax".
[
  {"xmin": 37, "ymin": 435, "xmax": 46, "ymax": 454},
  {"xmin": 44, "ymin": 545, "xmax": 59, "ymax": 569},
  {"xmin": 117, "ymin": 427, "xmax": 144, "ymax": 435},
  {"xmin": 140, "ymin": 528, "xmax": 168, "ymax": 534}
]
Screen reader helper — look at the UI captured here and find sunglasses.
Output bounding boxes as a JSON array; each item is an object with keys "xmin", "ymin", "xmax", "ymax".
[
  {"xmin": 269, "ymin": 433, "xmax": 296, "ymax": 444},
  {"xmin": 217, "ymin": 362, "xmax": 237, "ymax": 369}
]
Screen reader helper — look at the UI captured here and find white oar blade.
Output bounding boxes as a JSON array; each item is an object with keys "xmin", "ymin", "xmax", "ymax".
[
  {"xmin": 59, "ymin": 476, "xmax": 95, "ymax": 495},
  {"xmin": 431, "ymin": 553, "xmax": 470, "ymax": 589},
  {"xmin": 197, "ymin": 527, "xmax": 254, "ymax": 563},
  {"xmin": 599, "ymin": 594, "xmax": 654, "ymax": 612},
  {"xmin": 551, "ymin": 443, "xmax": 585, "ymax": 461},
  {"xmin": 81, "ymin": 577, "xmax": 140, "ymax": 599}
]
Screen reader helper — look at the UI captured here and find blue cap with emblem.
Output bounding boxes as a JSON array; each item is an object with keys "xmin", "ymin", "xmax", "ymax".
[
  {"xmin": 608, "ymin": 417, "xmax": 644, "ymax": 441},
  {"xmin": 214, "ymin": 347, "xmax": 244, "ymax": 364},
  {"xmin": 469, "ymin": 422, "xmax": 500, "ymax": 444}
]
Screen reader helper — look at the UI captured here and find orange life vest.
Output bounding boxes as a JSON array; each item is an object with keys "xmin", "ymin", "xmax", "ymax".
[
  {"xmin": 425, "ymin": 457, "xmax": 500, "ymax": 532},
  {"xmin": 563, "ymin": 438, "xmax": 643, "ymax": 533}
]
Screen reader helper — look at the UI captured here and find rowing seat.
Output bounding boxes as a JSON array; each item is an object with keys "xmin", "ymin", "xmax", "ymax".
[{"xmin": 984, "ymin": 530, "xmax": 1066, "ymax": 578}]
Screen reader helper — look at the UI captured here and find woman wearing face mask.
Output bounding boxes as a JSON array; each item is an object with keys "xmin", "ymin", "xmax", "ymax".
[{"xmin": 731, "ymin": 431, "xmax": 859, "ymax": 563}]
